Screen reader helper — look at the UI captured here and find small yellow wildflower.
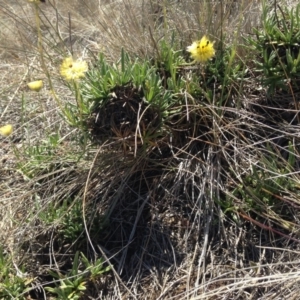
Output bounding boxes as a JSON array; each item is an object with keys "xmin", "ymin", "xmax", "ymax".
[
  {"xmin": 60, "ymin": 57, "xmax": 88, "ymax": 81},
  {"xmin": 0, "ymin": 124, "xmax": 13, "ymax": 137},
  {"xmin": 28, "ymin": 80, "xmax": 43, "ymax": 92},
  {"xmin": 187, "ymin": 35, "xmax": 215, "ymax": 63}
]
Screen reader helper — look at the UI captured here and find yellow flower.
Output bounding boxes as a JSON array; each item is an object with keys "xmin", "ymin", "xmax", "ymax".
[
  {"xmin": 187, "ymin": 35, "xmax": 215, "ymax": 63},
  {"xmin": 0, "ymin": 124, "xmax": 13, "ymax": 137},
  {"xmin": 28, "ymin": 80, "xmax": 43, "ymax": 92},
  {"xmin": 60, "ymin": 57, "xmax": 88, "ymax": 81}
]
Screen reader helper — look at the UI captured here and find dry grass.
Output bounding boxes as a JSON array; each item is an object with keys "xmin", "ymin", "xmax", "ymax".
[{"xmin": 1, "ymin": 0, "xmax": 300, "ymax": 299}]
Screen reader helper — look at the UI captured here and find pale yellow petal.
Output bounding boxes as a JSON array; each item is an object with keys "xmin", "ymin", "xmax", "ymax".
[
  {"xmin": 0, "ymin": 124, "xmax": 13, "ymax": 137},
  {"xmin": 28, "ymin": 80, "xmax": 43, "ymax": 92}
]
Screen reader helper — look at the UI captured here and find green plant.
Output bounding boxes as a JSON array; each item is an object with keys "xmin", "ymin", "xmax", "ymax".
[
  {"xmin": 14, "ymin": 133, "xmax": 66, "ymax": 179},
  {"xmin": 80, "ymin": 252, "xmax": 111, "ymax": 282},
  {"xmin": 155, "ymin": 39, "xmax": 186, "ymax": 93},
  {"xmin": 45, "ymin": 251, "xmax": 110, "ymax": 300},
  {"xmin": 205, "ymin": 44, "xmax": 245, "ymax": 106},
  {"xmin": 14, "ymin": 130, "xmax": 90, "ymax": 183},
  {"xmin": 249, "ymin": 1, "xmax": 300, "ymax": 93},
  {"xmin": 230, "ymin": 143, "xmax": 300, "ymax": 235},
  {"xmin": 83, "ymin": 48, "xmax": 175, "ymax": 111},
  {"xmin": 37, "ymin": 198, "xmax": 84, "ymax": 240},
  {"xmin": 45, "ymin": 252, "xmax": 87, "ymax": 300},
  {"xmin": 0, "ymin": 248, "xmax": 33, "ymax": 300},
  {"xmin": 37, "ymin": 197, "xmax": 108, "ymax": 245},
  {"xmin": 81, "ymin": 48, "xmax": 180, "ymax": 151}
]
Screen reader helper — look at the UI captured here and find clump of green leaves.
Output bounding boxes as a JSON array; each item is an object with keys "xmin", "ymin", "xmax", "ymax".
[
  {"xmin": 45, "ymin": 251, "xmax": 110, "ymax": 300},
  {"xmin": 249, "ymin": 2, "xmax": 300, "ymax": 93},
  {"xmin": 80, "ymin": 47, "xmax": 181, "ymax": 148},
  {"xmin": 205, "ymin": 44, "xmax": 245, "ymax": 105},
  {"xmin": 38, "ymin": 198, "xmax": 108, "ymax": 245},
  {"xmin": 80, "ymin": 41, "xmax": 245, "ymax": 147},
  {"xmin": 0, "ymin": 248, "xmax": 33, "ymax": 300},
  {"xmin": 82, "ymin": 48, "xmax": 175, "ymax": 117},
  {"xmin": 38, "ymin": 198, "xmax": 85, "ymax": 242}
]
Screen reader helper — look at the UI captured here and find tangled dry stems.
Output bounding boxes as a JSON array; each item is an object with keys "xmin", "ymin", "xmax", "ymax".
[{"xmin": 1, "ymin": 0, "xmax": 300, "ymax": 299}]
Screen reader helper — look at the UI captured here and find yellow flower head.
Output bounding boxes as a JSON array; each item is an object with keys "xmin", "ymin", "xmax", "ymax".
[
  {"xmin": 187, "ymin": 35, "xmax": 215, "ymax": 63},
  {"xmin": 60, "ymin": 57, "xmax": 88, "ymax": 81},
  {"xmin": 0, "ymin": 124, "xmax": 13, "ymax": 137},
  {"xmin": 28, "ymin": 80, "xmax": 43, "ymax": 92}
]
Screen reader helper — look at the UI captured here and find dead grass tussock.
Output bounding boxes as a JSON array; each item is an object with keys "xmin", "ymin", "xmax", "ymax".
[{"xmin": 1, "ymin": 0, "xmax": 300, "ymax": 299}]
